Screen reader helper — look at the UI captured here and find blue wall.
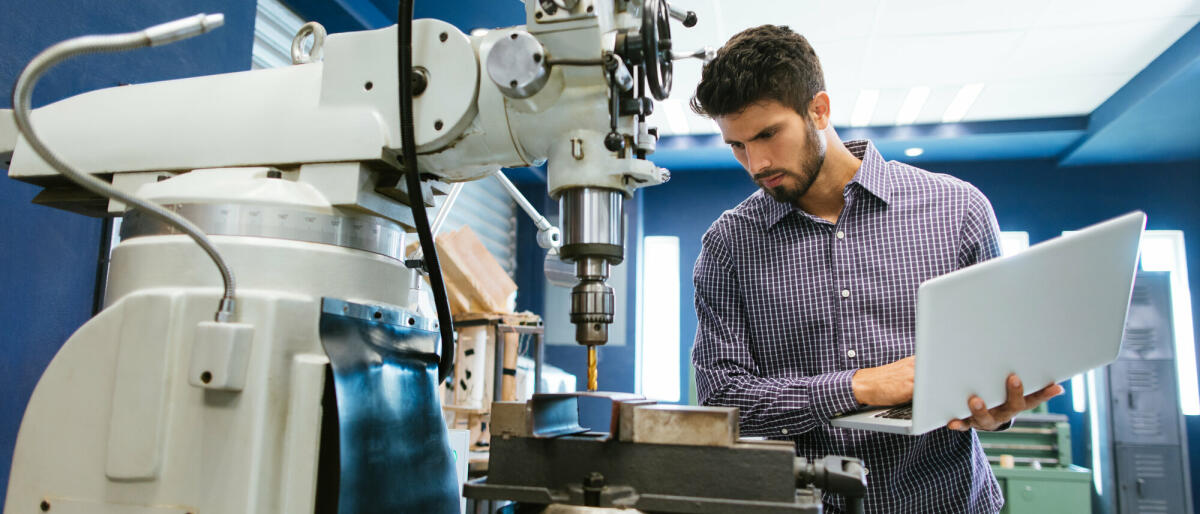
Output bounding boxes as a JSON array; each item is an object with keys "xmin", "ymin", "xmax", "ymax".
[
  {"xmin": 637, "ymin": 154, "xmax": 1200, "ymax": 509},
  {"xmin": 0, "ymin": 1, "xmax": 256, "ymax": 506}
]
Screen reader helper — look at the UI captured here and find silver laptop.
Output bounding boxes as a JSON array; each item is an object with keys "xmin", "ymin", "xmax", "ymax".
[{"xmin": 831, "ymin": 211, "xmax": 1146, "ymax": 435}]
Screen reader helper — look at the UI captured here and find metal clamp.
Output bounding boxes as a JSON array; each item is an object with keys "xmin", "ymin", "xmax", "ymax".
[{"xmin": 291, "ymin": 21, "xmax": 326, "ymax": 64}]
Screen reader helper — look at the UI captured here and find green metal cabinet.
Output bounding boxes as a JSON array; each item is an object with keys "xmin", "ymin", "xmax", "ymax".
[
  {"xmin": 978, "ymin": 412, "xmax": 1093, "ymax": 514},
  {"xmin": 994, "ymin": 465, "xmax": 1093, "ymax": 514}
]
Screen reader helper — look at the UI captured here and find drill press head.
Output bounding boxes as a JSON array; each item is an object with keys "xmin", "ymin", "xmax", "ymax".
[{"xmin": 558, "ymin": 187, "xmax": 625, "ymax": 348}]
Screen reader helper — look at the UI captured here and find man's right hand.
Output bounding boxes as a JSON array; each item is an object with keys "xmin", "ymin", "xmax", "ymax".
[{"xmin": 851, "ymin": 356, "xmax": 915, "ymax": 406}]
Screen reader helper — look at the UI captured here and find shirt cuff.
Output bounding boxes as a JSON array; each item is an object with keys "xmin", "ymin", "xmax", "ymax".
[{"xmin": 809, "ymin": 369, "xmax": 861, "ymax": 423}]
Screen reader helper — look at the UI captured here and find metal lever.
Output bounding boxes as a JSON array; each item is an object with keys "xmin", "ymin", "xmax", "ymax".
[
  {"xmin": 672, "ymin": 46, "xmax": 717, "ymax": 63},
  {"xmin": 491, "ymin": 170, "xmax": 561, "ymax": 250},
  {"xmin": 408, "ymin": 182, "xmax": 466, "ymax": 264},
  {"xmin": 603, "ymin": 53, "xmax": 630, "ymax": 152},
  {"xmin": 667, "ymin": 3, "xmax": 698, "ymax": 27}
]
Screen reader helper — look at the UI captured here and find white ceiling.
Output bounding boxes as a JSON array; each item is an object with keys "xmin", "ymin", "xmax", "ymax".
[{"xmin": 649, "ymin": 0, "xmax": 1200, "ymax": 135}]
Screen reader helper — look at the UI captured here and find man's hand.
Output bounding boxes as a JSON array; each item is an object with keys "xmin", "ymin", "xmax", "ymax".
[
  {"xmin": 851, "ymin": 356, "xmax": 914, "ymax": 406},
  {"xmin": 946, "ymin": 374, "xmax": 1064, "ymax": 432}
]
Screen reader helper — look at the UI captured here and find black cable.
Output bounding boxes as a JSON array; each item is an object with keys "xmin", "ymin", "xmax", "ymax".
[{"xmin": 398, "ymin": 0, "xmax": 455, "ymax": 383}]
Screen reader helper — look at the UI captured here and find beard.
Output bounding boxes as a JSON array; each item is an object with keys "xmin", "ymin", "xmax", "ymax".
[{"xmin": 754, "ymin": 117, "xmax": 826, "ymax": 206}]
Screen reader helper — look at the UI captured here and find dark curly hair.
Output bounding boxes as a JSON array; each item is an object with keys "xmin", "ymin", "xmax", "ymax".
[{"xmin": 690, "ymin": 25, "xmax": 825, "ymax": 118}]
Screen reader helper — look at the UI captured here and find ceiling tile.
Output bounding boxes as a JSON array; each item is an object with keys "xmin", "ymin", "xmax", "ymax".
[
  {"xmin": 1036, "ymin": 0, "xmax": 1200, "ymax": 27},
  {"xmin": 965, "ymin": 74, "xmax": 1129, "ymax": 120},
  {"xmin": 712, "ymin": 0, "xmax": 883, "ymax": 43},
  {"xmin": 1005, "ymin": 16, "xmax": 1200, "ymax": 78},
  {"xmin": 812, "ymin": 38, "xmax": 872, "ymax": 92},
  {"xmin": 874, "ymin": 0, "xmax": 1052, "ymax": 36},
  {"xmin": 910, "ymin": 85, "xmax": 967, "ymax": 124},
  {"xmin": 862, "ymin": 31, "xmax": 1025, "ymax": 88}
]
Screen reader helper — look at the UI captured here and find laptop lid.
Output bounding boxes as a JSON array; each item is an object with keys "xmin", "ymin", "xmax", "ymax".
[{"xmin": 908, "ymin": 211, "xmax": 1146, "ymax": 435}]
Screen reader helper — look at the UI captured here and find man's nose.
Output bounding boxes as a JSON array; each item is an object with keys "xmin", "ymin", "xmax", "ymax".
[{"xmin": 747, "ymin": 147, "xmax": 772, "ymax": 174}]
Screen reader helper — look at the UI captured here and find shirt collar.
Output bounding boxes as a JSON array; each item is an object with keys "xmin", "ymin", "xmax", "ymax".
[
  {"xmin": 844, "ymin": 139, "xmax": 892, "ymax": 206},
  {"xmin": 755, "ymin": 139, "xmax": 892, "ymax": 229}
]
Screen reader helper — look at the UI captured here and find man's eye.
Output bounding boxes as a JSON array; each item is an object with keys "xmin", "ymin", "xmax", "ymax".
[
  {"xmin": 761, "ymin": 131, "xmax": 775, "ymax": 139},
  {"xmin": 730, "ymin": 143, "xmax": 743, "ymax": 150}
]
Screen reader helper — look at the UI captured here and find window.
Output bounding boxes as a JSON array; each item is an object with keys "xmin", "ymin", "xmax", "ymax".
[
  {"xmin": 1139, "ymin": 230, "xmax": 1197, "ymax": 415},
  {"xmin": 1067, "ymin": 230, "xmax": 1196, "ymax": 416},
  {"xmin": 998, "ymin": 231, "xmax": 1029, "ymax": 257},
  {"xmin": 637, "ymin": 236, "xmax": 681, "ymax": 402}
]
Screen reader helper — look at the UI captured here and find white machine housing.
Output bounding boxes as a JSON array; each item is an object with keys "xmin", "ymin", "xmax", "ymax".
[{"xmin": 0, "ymin": 0, "xmax": 677, "ymax": 512}]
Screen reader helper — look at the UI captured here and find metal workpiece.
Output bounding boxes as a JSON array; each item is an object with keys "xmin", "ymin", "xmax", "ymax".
[
  {"xmin": 491, "ymin": 401, "xmax": 534, "ymax": 438},
  {"xmin": 121, "ymin": 203, "xmax": 409, "ymax": 261},
  {"xmin": 629, "ymin": 405, "xmax": 740, "ymax": 447},
  {"xmin": 616, "ymin": 399, "xmax": 659, "ymax": 442},
  {"xmin": 494, "ymin": 392, "xmax": 647, "ymax": 440},
  {"xmin": 487, "ymin": 30, "xmax": 551, "ymax": 99},
  {"xmin": 530, "ymin": 394, "xmax": 592, "ymax": 438}
]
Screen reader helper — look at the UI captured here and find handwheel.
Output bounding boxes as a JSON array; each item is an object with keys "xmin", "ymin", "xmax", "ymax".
[{"xmin": 641, "ymin": 0, "xmax": 673, "ymax": 100}]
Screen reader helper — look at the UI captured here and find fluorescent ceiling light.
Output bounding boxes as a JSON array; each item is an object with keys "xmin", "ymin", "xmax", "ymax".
[
  {"xmin": 896, "ymin": 86, "xmax": 930, "ymax": 125},
  {"xmin": 904, "ymin": 147, "xmax": 924, "ymax": 157},
  {"xmin": 942, "ymin": 83, "xmax": 985, "ymax": 123},
  {"xmin": 850, "ymin": 89, "xmax": 879, "ymax": 127}
]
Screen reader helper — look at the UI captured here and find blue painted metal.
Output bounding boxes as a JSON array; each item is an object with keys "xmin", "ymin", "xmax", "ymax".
[
  {"xmin": 319, "ymin": 298, "xmax": 459, "ymax": 514},
  {"xmin": 0, "ymin": 2, "xmax": 257, "ymax": 507},
  {"xmin": 413, "ymin": 0, "xmax": 526, "ymax": 34},
  {"xmin": 286, "ymin": 0, "xmax": 526, "ymax": 34},
  {"xmin": 286, "ymin": 0, "xmax": 392, "ymax": 32},
  {"xmin": 529, "ymin": 394, "xmax": 591, "ymax": 438},
  {"xmin": 1062, "ymin": 21, "xmax": 1200, "ymax": 166}
]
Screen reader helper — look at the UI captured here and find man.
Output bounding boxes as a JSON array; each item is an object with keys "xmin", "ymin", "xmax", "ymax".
[{"xmin": 689, "ymin": 25, "xmax": 1063, "ymax": 513}]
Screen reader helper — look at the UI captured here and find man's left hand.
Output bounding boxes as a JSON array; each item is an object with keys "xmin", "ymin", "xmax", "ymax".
[{"xmin": 946, "ymin": 374, "xmax": 1064, "ymax": 432}]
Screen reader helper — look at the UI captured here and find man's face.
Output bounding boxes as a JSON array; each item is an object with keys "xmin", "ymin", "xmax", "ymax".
[{"xmin": 715, "ymin": 99, "xmax": 826, "ymax": 205}]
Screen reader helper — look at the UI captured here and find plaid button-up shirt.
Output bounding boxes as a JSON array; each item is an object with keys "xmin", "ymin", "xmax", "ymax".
[{"xmin": 692, "ymin": 140, "xmax": 1004, "ymax": 513}]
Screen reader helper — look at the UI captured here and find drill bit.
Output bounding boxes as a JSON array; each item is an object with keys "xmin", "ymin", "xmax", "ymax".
[{"xmin": 587, "ymin": 345, "xmax": 598, "ymax": 391}]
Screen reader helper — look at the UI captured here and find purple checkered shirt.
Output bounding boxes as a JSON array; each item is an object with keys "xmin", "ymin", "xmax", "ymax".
[{"xmin": 692, "ymin": 140, "xmax": 1004, "ymax": 513}]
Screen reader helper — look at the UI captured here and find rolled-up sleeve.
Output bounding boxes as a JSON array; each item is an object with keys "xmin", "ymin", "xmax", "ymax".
[{"xmin": 691, "ymin": 224, "xmax": 861, "ymax": 437}]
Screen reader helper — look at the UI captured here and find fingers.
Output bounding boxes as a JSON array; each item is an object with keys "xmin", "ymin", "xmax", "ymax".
[
  {"xmin": 1004, "ymin": 374, "xmax": 1023, "ymax": 407},
  {"xmin": 948, "ymin": 379, "xmax": 1066, "ymax": 433},
  {"xmin": 1022, "ymin": 383, "xmax": 1064, "ymax": 409},
  {"xmin": 946, "ymin": 418, "xmax": 970, "ymax": 431},
  {"xmin": 967, "ymin": 395, "xmax": 994, "ymax": 429}
]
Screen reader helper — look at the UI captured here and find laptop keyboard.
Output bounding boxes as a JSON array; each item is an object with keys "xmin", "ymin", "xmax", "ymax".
[{"xmin": 876, "ymin": 405, "xmax": 913, "ymax": 420}]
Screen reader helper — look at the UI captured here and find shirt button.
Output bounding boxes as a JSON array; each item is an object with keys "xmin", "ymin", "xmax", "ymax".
[
  {"xmin": 781, "ymin": 428, "xmax": 789, "ymax": 435},
  {"xmin": 836, "ymin": 230, "xmax": 845, "ymax": 239},
  {"xmin": 847, "ymin": 349, "xmax": 857, "ymax": 358},
  {"xmin": 841, "ymin": 289, "xmax": 851, "ymax": 298}
]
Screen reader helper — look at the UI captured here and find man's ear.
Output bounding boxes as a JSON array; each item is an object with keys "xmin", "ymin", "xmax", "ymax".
[{"xmin": 810, "ymin": 91, "xmax": 831, "ymax": 130}]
